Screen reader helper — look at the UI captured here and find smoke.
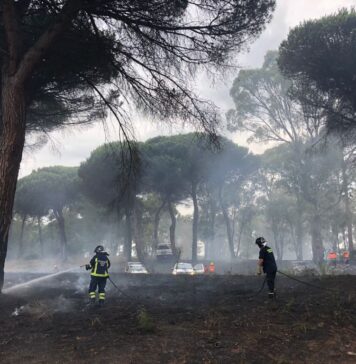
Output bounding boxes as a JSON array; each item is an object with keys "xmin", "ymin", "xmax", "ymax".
[{"xmin": 11, "ymin": 294, "xmax": 74, "ymax": 318}]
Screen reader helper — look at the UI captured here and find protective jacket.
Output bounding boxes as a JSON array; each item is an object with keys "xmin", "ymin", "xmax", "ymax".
[
  {"xmin": 259, "ymin": 245, "xmax": 277, "ymax": 273},
  {"xmin": 327, "ymin": 251, "xmax": 337, "ymax": 260},
  {"xmin": 89, "ymin": 252, "xmax": 110, "ymax": 277}
]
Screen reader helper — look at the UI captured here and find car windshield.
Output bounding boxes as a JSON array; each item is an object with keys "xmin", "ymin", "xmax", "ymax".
[
  {"xmin": 177, "ymin": 263, "xmax": 192, "ymax": 269},
  {"xmin": 158, "ymin": 245, "xmax": 170, "ymax": 250}
]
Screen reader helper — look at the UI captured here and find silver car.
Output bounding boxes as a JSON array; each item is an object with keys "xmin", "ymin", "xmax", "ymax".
[
  {"xmin": 172, "ymin": 262, "xmax": 194, "ymax": 275},
  {"xmin": 193, "ymin": 263, "xmax": 205, "ymax": 274},
  {"xmin": 125, "ymin": 262, "xmax": 148, "ymax": 274}
]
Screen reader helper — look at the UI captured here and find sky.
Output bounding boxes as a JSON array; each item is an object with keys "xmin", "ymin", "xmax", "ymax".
[{"xmin": 19, "ymin": 0, "xmax": 356, "ymax": 177}]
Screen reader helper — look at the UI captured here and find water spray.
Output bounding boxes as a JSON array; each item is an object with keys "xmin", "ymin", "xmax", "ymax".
[{"xmin": 3, "ymin": 267, "xmax": 80, "ymax": 294}]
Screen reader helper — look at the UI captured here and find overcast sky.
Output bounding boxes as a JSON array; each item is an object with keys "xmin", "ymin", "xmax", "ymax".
[{"xmin": 20, "ymin": 0, "xmax": 356, "ymax": 177}]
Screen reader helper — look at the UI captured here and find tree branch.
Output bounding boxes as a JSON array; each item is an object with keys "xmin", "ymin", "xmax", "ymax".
[{"xmin": 15, "ymin": 0, "xmax": 83, "ymax": 85}]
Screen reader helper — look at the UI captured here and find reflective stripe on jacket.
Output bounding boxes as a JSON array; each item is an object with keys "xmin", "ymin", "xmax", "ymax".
[{"xmin": 89, "ymin": 253, "xmax": 110, "ymax": 277}]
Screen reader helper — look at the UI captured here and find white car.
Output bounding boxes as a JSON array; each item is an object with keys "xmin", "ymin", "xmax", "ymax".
[
  {"xmin": 172, "ymin": 262, "xmax": 194, "ymax": 275},
  {"xmin": 156, "ymin": 244, "xmax": 173, "ymax": 260},
  {"xmin": 193, "ymin": 263, "xmax": 205, "ymax": 274},
  {"xmin": 125, "ymin": 262, "xmax": 148, "ymax": 274}
]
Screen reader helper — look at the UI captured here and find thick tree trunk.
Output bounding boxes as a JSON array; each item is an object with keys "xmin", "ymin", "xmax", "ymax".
[
  {"xmin": 342, "ymin": 157, "xmax": 354, "ymax": 251},
  {"xmin": 310, "ymin": 214, "xmax": 324, "ymax": 265},
  {"xmin": 0, "ymin": 0, "xmax": 83, "ymax": 292},
  {"xmin": 17, "ymin": 214, "xmax": 27, "ymax": 259},
  {"xmin": 124, "ymin": 207, "xmax": 132, "ymax": 262},
  {"xmin": 38, "ymin": 216, "xmax": 44, "ymax": 257},
  {"xmin": 167, "ymin": 201, "xmax": 178, "ymax": 257},
  {"xmin": 55, "ymin": 209, "xmax": 68, "ymax": 262},
  {"xmin": 153, "ymin": 200, "xmax": 166, "ymax": 250},
  {"xmin": 0, "ymin": 78, "xmax": 27, "ymax": 292},
  {"xmin": 191, "ymin": 183, "xmax": 199, "ymax": 264}
]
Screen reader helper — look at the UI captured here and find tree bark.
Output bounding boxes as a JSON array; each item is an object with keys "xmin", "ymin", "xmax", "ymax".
[
  {"xmin": 0, "ymin": 0, "xmax": 82, "ymax": 291},
  {"xmin": 167, "ymin": 201, "xmax": 178, "ymax": 257},
  {"xmin": 17, "ymin": 214, "xmax": 27, "ymax": 259},
  {"xmin": 341, "ymin": 156, "xmax": 354, "ymax": 251},
  {"xmin": 38, "ymin": 216, "xmax": 44, "ymax": 257},
  {"xmin": 0, "ymin": 77, "xmax": 27, "ymax": 291},
  {"xmin": 54, "ymin": 209, "xmax": 67, "ymax": 262},
  {"xmin": 191, "ymin": 183, "xmax": 199, "ymax": 264}
]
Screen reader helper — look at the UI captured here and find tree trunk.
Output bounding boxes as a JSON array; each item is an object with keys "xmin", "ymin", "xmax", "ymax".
[
  {"xmin": 342, "ymin": 157, "xmax": 354, "ymax": 251},
  {"xmin": 206, "ymin": 199, "xmax": 217, "ymax": 259},
  {"xmin": 168, "ymin": 201, "xmax": 178, "ymax": 257},
  {"xmin": 295, "ymin": 221, "xmax": 303, "ymax": 260},
  {"xmin": 236, "ymin": 225, "xmax": 244, "ymax": 257},
  {"xmin": 295, "ymin": 210, "xmax": 303, "ymax": 260},
  {"xmin": 153, "ymin": 200, "xmax": 166, "ymax": 250},
  {"xmin": 133, "ymin": 202, "xmax": 145, "ymax": 263},
  {"xmin": 331, "ymin": 223, "xmax": 339, "ymax": 252},
  {"xmin": 310, "ymin": 214, "xmax": 324, "ymax": 265},
  {"xmin": 124, "ymin": 207, "xmax": 132, "ymax": 261},
  {"xmin": 17, "ymin": 214, "xmax": 27, "ymax": 259},
  {"xmin": 219, "ymin": 187, "xmax": 235, "ymax": 259},
  {"xmin": 221, "ymin": 204, "xmax": 235, "ymax": 259},
  {"xmin": 0, "ymin": 0, "xmax": 83, "ymax": 292},
  {"xmin": 0, "ymin": 77, "xmax": 27, "ymax": 292},
  {"xmin": 38, "ymin": 216, "xmax": 44, "ymax": 257},
  {"xmin": 272, "ymin": 224, "xmax": 281, "ymax": 261},
  {"xmin": 191, "ymin": 183, "xmax": 199, "ymax": 264},
  {"xmin": 55, "ymin": 209, "xmax": 68, "ymax": 262}
]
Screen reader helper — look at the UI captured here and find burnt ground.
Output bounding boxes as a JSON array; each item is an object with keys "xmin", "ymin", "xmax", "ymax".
[{"xmin": 0, "ymin": 273, "xmax": 356, "ymax": 364}]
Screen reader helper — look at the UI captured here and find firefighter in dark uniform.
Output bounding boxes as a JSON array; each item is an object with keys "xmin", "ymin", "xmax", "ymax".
[
  {"xmin": 256, "ymin": 237, "xmax": 277, "ymax": 299},
  {"xmin": 86, "ymin": 245, "xmax": 110, "ymax": 305}
]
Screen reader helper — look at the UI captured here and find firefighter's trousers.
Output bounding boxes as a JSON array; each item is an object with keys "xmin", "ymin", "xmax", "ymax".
[
  {"xmin": 88, "ymin": 276, "xmax": 107, "ymax": 301},
  {"xmin": 266, "ymin": 270, "xmax": 277, "ymax": 293}
]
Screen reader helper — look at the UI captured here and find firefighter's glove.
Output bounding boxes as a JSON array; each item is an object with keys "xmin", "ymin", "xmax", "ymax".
[{"xmin": 85, "ymin": 264, "xmax": 91, "ymax": 271}]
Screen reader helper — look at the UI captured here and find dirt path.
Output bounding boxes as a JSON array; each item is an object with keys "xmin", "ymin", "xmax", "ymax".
[{"xmin": 0, "ymin": 274, "xmax": 356, "ymax": 363}]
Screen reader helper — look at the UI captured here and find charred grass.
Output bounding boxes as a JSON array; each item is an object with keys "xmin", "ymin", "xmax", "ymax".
[{"xmin": 0, "ymin": 274, "xmax": 356, "ymax": 363}]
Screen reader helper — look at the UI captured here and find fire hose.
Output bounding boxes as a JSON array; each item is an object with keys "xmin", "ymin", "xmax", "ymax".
[{"xmin": 277, "ymin": 270, "xmax": 340, "ymax": 293}]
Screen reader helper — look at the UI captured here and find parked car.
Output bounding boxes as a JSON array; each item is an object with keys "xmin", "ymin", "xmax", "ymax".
[
  {"xmin": 193, "ymin": 263, "xmax": 205, "ymax": 274},
  {"xmin": 125, "ymin": 262, "xmax": 148, "ymax": 274},
  {"xmin": 172, "ymin": 262, "xmax": 194, "ymax": 275},
  {"xmin": 156, "ymin": 243, "xmax": 173, "ymax": 261}
]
